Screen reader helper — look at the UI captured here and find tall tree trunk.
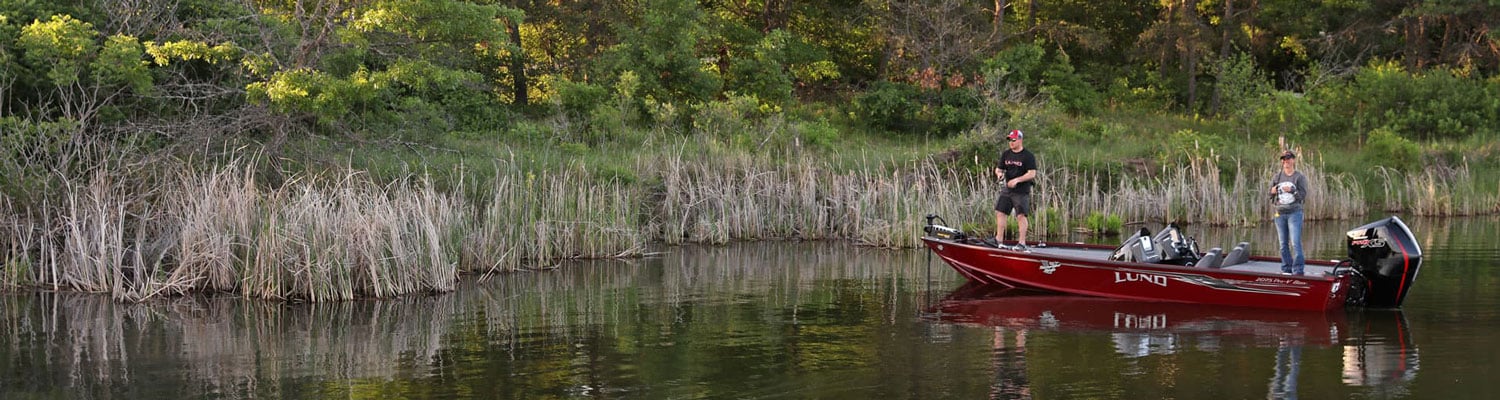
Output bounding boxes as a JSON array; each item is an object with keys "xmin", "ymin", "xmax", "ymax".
[
  {"xmin": 993, "ymin": 0, "xmax": 1007, "ymax": 41},
  {"xmin": 508, "ymin": 22, "xmax": 528, "ymax": 107},
  {"xmin": 1159, "ymin": 1, "xmax": 1176, "ymax": 83},
  {"xmin": 1246, "ymin": 0, "xmax": 1262, "ymax": 55},
  {"xmin": 1211, "ymin": 0, "xmax": 1235, "ymax": 115},
  {"xmin": 1405, "ymin": 13, "xmax": 1428, "ymax": 70},
  {"xmin": 1183, "ymin": 0, "xmax": 1199, "ymax": 111},
  {"xmin": 1439, "ymin": 15, "xmax": 1453, "ymax": 65},
  {"xmin": 1028, "ymin": 0, "xmax": 1037, "ymax": 40},
  {"xmin": 762, "ymin": 0, "xmax": 787, "ymax": 32}
]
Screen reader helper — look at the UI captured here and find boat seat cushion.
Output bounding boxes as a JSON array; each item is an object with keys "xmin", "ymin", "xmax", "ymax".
[
  {"xmin": 1196, "ymin": 247, "xmax": 1224, "ymax": 268},
  {"xmin": 1221, "ymin": 242, "xmax": 1250, "ymax": 267}
]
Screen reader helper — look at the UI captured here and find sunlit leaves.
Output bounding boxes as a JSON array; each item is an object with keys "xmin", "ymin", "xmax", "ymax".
[
  {"xmin": 348, "ymin": 0, "xmax": 521, "ymax": 69},
  {"xmin": 17, "ymin": 14, "xmax": 97, "ymax": 86},
  {"xmin": 144, "ymin": 40, "xmax": 239, "ymax": 66},
  {"xmin": 92, "ymin": 34, "xmax": 151, "ymax": 93},
  {"xmin": 246, "ymin": 67, "xmax": 377, "ymax": 122},
  {"xmin": 605, "ymin": 0, "xmax": 722, "ymax": 109},
  {"xmin": 15, "ymin": 15, "xmax": 155, "ymax": 93}
]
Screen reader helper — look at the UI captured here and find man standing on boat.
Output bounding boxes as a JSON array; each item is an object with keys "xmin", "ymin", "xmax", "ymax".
[
  {"xmin": 995, "ymin": 129, "xmax": 1037, "ymax": 251},
  {"xmin": 1270, "ymin": 150, "xmax": 1309, "ymax": 275}
]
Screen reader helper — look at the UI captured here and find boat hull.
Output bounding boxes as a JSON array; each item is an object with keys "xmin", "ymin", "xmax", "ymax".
[{"xmin": 923, "ymin": 238, "xmax": 1351, "ymax": 311}]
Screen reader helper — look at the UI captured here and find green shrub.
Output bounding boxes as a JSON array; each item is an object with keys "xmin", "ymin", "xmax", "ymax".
[
  {"xmin": 1159, "ymin": 128, "xmax": 1224, "ymax": 164},
  {"xmin": 854, "ymin": 81, "xmax": 922, "ymax": 134},
  {"xmin": 554, "ymin": 78, "xmax": 611, "ymax": 118},
  {"xmin": 692, "ymin": 94, "xmax": 762, "ymax": 137},
  {"xmin": 852, "ymin": 82, "xmax": 980, "ymax": 138},
  {"xmin": 1212, "ymin": 52, "xmax": 1272, "ymax": 125},
  {"xmin": 588, "ymin": 104, "xmax": 629, "ymax": 144},
  {"xmin": 1105, "ymin": 75, "xmax": 1176, "ymax": 113},
  {"xmin": 794, "ymin": 119, "xmax": 840, "ymax": 151},
  {"xmin": 1249, "ymin": 90, "xmax": 1322, "ymax": 141},
  {"xmin": 1040, "ymin": 56, "xmax": 1101, "ymax": 115},
  {"xmin": 982, "ymin": 41, "xmax": 1046, "ymax": 86},
  {"xmin": 1084, "ymin": 211, "xmax": 1122, "ymax": 234},
  {"xmin": 1363, "ymin": 127, "xmax": 1421, "ymax": 169},
  {"xmin": 1320, "ymin": 61, "xmax": 1500, "ymax": 141},
  {"xmin": 933, "ymin": 87, "xmax": 981, "ymax": 134}
]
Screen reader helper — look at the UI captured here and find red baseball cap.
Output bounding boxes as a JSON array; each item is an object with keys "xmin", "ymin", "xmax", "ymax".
[{"xmin": 1007, "ymin": 130, "xmax": 1024, "ymax": 141}]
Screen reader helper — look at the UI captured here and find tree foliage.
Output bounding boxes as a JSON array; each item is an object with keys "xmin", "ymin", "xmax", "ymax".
[{"xmin": 3, "ymin": 0, "xmax": 1500, "ymax": 147}]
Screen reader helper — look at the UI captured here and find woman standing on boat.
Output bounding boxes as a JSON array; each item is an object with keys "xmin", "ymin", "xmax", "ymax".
[
  {"xmin": 995, "ymin": 129, "xmax": 1037, "ymax": 251},
  {"xmin": 1270, "ymin": 150, "xmax": 1309, "ymax": 275}
]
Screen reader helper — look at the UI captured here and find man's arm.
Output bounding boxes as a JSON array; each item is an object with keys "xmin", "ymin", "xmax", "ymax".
[{"xmin": 1008, "ymin": 169, "xmax": 1036, "ymax": 187}]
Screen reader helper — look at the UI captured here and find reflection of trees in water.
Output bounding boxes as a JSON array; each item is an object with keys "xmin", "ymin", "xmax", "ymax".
[
  {"xmin": 1, "ymin": 242, "xmax": 936, "ymax": 397},
  {"xmin": 1, "ymin": 293, "xmax": 461, "ymax": 397}
]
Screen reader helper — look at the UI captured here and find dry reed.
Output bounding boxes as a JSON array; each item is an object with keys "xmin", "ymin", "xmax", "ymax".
[
  {"xmin": 1370, "ymin": 162, "xmax": 1496, "ymax": 216},
  {"xmin": 2, "ymin": 147, "xmax": 1494, "ymax": 301}
]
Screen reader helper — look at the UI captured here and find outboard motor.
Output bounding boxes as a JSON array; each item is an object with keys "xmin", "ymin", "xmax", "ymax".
[
  {"xmin": 1111, "ymin": 227, "xmax": 1162, "ymax": 263},
  {"xmin": 1346, "ymin": 216, "xmax": 1423, "ymax": 308},
  {"xmin": 1152, "ymin": 224, "xmax": 1200, "ymax": 266}
]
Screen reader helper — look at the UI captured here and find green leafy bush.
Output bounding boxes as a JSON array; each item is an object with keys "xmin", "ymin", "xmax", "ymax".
[
  {"xmin": 553, "ymin": 78, "xmax": 611, "ymax": 118},
  {"xmin": 1319, "ymin": 61, "xmax": 1500, "ymax": 141},
  {"xmin": 854, "ymin": 81, "xmax": 922, "ymax": 134},
  {"xmin": 1159, "ymin": 128, "xmax": 1224, "ymax": 164},
  {"xmin": 692, "ymin": 94, "xmax": 763, "ymax": 137},
  {"xmin": 982, "ymin": 42, "xmax": 1046, "ymax": 86},
  {"xmin": 1040, "ymin": 56, "xmax": 1101, "ymax": 115},
  {"xmin": 853, "ymin": 82, "xmax": 979, "ymax": 138},
  {"xmin": 1084, "ymin": 211, "xmax": 1123, "ymax": 235},
  {"xmin": 933, "ymin": 87, "xmax": 981, "ymax": 134},
  {"xmin": 793, "ymin": 118, "xmax": 840, "ymax": 151},
  {"xmin": 1249, "ymin": 91, "xmax": 1322, "ymax": 140},
  {"xmin": 1363, "ymin": 127, "xmax": 1421, "ymax": 169}
]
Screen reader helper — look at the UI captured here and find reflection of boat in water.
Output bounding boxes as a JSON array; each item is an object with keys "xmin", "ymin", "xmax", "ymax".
[
  {"xmin": 928, "ymin": 284, "xmax": 1419, "ymax": 391},
  {"xmin": 933, "ymin": 283, "xmax": 1346, "ymax": 347},
  {"xmin": 921, "ymin": 216, "xmax": 1424, "ymax": 311},
  {"xmin": 1339, "ymin": 310, "xmax": 1419, "ymax": 389}
]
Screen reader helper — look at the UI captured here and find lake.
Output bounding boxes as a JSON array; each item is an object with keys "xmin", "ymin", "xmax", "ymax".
[{"xmin": 2, "ymin": 215, "xmax": 1497, "ymax": 399}]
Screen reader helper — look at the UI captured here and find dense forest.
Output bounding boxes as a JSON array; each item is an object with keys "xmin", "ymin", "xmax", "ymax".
[
  {"xmin": 3, "ymin": 1, "xmax": 1499, "ymax": 300},
  {"xmin": 6, "ymin": 1, "xmax": 1500, "ymax": 151}
]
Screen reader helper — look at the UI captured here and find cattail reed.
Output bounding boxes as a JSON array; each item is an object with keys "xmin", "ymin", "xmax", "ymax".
[{"xmin": 2, "ymin": 143, "xmax": 1495, "ymax": 301}]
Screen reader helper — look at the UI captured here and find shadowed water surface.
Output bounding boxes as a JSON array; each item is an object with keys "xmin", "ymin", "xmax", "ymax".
[{"xmin": 2, "ymin": 216, "xmax": 1497, "ymax": 399}]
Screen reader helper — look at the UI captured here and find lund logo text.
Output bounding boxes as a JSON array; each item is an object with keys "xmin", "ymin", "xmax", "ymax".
[{"xmin": 1114, "ymin": 272, "xmax": 1168, "ymax": 287}]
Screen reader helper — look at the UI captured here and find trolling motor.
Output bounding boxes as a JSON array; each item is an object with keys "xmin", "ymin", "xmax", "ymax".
[
  {"xmin": 1343, "ymin": 216, "xmax": 1424, "ymax": 308},
  {"xmin": 923, "ymin": 214, "xmax": 967, "ymax": 240}
]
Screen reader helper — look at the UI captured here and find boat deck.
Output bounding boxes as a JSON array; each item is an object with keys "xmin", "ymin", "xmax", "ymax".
[{"xmin": 1022, "ymin": 243, "xmax": 1334, "ymax": 277}]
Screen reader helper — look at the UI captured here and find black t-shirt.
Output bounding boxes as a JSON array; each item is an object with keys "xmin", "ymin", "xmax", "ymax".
[{"xmin": 996, "ymin": 148, "xmax": 1037, "ymax": 194}]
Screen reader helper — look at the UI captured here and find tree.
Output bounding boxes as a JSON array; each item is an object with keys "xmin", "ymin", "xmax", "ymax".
[
  {"xmin": 241, "ymin": 0, "xmax": 523, "ymax": 132},
  {"xmin": 601, "ymin": 0, "xmax": 721, "ymax": 116},
  {"xmin": 16, "ymin": 15, "xmax": 151, "ymax": 134},
  {"xmin": 1135, "ymin": 0, "xmax": 1213, "ymax": 110},
  {"xmin": 883, "ymin": 0, "xmax": 999, "ymax": 77}
]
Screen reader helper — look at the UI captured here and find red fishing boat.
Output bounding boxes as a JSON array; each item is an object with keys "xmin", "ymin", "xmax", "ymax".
[{"xmin": 921, "ymin": 215, "xmax": 1423, "ymax": 311}]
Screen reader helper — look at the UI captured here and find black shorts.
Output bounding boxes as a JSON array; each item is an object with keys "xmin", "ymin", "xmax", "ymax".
[{"xmin": 994, "ymin": 192, "xmax": 1031, "ymax": 216}]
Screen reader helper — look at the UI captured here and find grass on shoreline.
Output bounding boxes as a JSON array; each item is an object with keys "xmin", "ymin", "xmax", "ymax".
[{"xmin": 3, "ymin": 109, "xmax": 1498, "ymax": 301}]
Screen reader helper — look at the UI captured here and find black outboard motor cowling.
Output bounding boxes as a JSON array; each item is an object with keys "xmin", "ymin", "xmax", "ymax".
[{"xmin": 1347, "ymin": 217, "xmax": 1423, "ymax": 308}]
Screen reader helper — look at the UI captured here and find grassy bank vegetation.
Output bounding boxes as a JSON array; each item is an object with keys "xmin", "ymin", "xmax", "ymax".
[
  {"xmin": 5, "ymin": 1, "xmax": 1500, "ymax": 301},
  {"xmin": 5, "ymin": 112, "xmax": 1495, "ymax": 302}
]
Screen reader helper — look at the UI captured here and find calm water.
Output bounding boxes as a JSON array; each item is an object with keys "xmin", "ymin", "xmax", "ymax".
[{"xmin": 2, "ymin": 216, "xmax": 1498, "ymax": 399}]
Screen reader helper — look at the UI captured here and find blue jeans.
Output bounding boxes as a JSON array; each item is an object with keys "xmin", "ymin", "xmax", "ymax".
[{"xmin": 1274, "ymin": 209, "xmax": 1305, "ymax": 274}]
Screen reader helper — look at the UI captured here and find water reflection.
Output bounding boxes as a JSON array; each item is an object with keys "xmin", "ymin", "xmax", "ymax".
[
  {"xmin": 0, "ymin": 242, "xmax": 938, "ymax": 399},
  {"xmin": 1, "ymin": 212, "xmax": 1491, "ymax": 400},
  {"xmin": 928, "ymin": 284, "xmax": 1419, "ymax": 399}
]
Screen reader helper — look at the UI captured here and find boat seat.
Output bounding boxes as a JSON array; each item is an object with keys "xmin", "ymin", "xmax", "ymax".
[
  {"xmin": 1221, "ymin": 242, "xmax": 1251, "ymax": 267},
  {"xmin": 1195, "ymin": 247, "xmax": 1224, "ymax": 268}
]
